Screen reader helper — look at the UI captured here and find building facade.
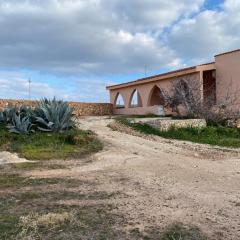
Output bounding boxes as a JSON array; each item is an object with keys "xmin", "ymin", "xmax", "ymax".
[{"xmin": 107, "ymin": 49, "xmax": 240, "ymax": 115}]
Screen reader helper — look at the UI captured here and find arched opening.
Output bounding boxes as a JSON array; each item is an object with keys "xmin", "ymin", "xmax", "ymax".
[
  {"xmin": 114, "ymin": 92, "xmax": 125, "ymax": 109},
  {"xmin": 129, "ymin": 89, "xmax": 143, "ymax": 108},
  {"xmin": 148, "ymin": 85, "xmax": 165, "ymax": 106}
]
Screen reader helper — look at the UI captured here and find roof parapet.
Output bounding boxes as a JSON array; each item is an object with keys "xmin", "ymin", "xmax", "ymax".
[{"xmin": 215, "ymin": 49, "xmax": 240, "ymax": 57}]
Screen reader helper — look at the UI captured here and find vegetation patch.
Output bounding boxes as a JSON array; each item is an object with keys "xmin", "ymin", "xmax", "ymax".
[
  {"xmin": 0, "ymin": 98, "xmax": 103, "ymax": 160},
  {"xmin": 0, "ymin": 171, "xmax": 124, "ymax": 239},
  {"xmin": 117, "ymin": 117, "xmax": 240, "ymax": 148},
  {"xmin": 129, "ymin": 222, "xmax": 207, "ymax": 240},
  {"xmin": 13, "ymin": 162, "xmax": 67, "ymax": 170},
  {"xmin": 0, "ymin": 125, "xmax": 102, "ymax": 160},
  {"xmin": 161, "ymin": 223, "xmax": 207, "ymax": 240}
]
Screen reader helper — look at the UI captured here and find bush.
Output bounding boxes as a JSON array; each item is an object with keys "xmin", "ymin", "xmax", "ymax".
[
  {"xmin": 35, "ymin": 98, "xmax": 75, "ymax": 132},
  {"xmin": 0, "ymin": 98, "xmax": 75, "ymax": 134},
  {"xmin": 162, "ymin": 78, "xmax": 240, "ymax": 126},
  {"xmin": 7, "ymin": 113, "xmax": 33, "ymax": 134}
]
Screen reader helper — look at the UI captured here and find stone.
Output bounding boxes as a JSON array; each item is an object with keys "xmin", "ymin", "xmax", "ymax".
[
  {"xmin": 142, "ymin": 118, "xmax": 207, "ymax": 131},
  {"xmin": 236, "ymin": 119, "xmax": 240, "ymax": 128},
  {"xmin": 0, "ymin": 99, "xmax": 113, "ymax": 117}
]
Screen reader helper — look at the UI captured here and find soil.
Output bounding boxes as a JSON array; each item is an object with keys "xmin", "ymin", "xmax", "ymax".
[{"xmin": 16, "ymin": 117, "xmax": 240, "ymax": 239}]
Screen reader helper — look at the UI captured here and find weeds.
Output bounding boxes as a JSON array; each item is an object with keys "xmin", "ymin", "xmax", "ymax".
[
  {"xmin": 18, "ymin": 211, "xmax": 79, "ymax": 239},
  {"xmin": 117, "ymin": 117, "xmax": 240, "ymax": 148},
  {"xmin": 161, "ymin": 223, "xmax": 207, "ymax": 240}
]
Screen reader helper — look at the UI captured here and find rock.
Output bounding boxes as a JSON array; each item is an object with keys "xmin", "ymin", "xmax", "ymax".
[
  {"xmin": 139, "ymin": 118, "xmax": 207, "ymax": 131},
  {"xmin": 236, "ymin": 119, "xmax": 240, "ymax": 128},
  {"xmin": 227, "ymin": 119, "xmax": 236, "ymax": 128},
  {"xmin": 0, "ymin": 151, "xmax": 29, "ymax": 165}
]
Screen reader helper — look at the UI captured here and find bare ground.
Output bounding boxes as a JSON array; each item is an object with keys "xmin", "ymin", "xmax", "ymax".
[{"xmin": 19, "ymin": 116, "xmax": 240, "ymax": 239}]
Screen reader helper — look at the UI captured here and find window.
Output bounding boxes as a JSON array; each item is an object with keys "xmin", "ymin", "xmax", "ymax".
[
  {"xmin": 114, "ymin": 93, "xmax": 125, "ymax": 108},
  {"xmin": 129, "ymin": 89, "xmax": 143, "ymax": 108}
]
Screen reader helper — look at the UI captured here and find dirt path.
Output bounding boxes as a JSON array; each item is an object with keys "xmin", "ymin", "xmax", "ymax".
[{"xmin": 27, "ymin": 116, "xmax": 240, "ymax": 239}]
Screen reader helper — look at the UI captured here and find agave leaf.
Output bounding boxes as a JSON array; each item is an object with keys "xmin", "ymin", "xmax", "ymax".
[
  {"xmin": 8, "ymin": 113, "xmax": 33, "ymax": 134},
  {"xmin": 9, "ymin": 128, "xmax": 21, "ymax": 134},
  {"xmin": 37, "ymin": 127, "xmax": 52, "ymax": 132}
]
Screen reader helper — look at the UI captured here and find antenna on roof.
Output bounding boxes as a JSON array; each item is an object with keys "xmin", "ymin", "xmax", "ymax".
[{"xmin": 28, "ymin": 78, "xmax": 32, "ymax": 100}]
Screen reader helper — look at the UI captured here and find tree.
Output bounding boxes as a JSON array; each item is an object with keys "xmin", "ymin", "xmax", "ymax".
[{"xmin": 162, "ymin": 77, "xmax": 240, "ymax": 125}]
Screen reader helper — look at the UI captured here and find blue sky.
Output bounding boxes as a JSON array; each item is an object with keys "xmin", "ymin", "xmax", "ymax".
[
  {"xmin": 204, "ymin": 0, "xmax": 224, "ymax": 10},
  {"xmin": 0, "ymin": 0, "xmax": 239, "ymax": 102}
]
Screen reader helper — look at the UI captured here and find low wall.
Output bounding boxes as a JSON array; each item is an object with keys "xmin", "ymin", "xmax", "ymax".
[
  {"xmin": 69, "ymin": 102, "xmax": 113, "ymax": 116},
  {"xmin": 0, "ymin": 99, "xmax": 113, "ymax": 116},
  {"xmin": 134, "ymin": 118, "xmax": 207, "ymax": 131}
]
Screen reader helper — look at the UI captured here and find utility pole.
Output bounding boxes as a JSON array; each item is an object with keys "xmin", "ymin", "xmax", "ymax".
[{"xmin": 28, "ymin": 78, "xmax": 32, "ymax": 100}]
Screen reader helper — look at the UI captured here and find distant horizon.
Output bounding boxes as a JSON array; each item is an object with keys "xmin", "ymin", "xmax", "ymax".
[{"xmin": 0, "ymin": 0, "xmax": 239, "ymax": 102}]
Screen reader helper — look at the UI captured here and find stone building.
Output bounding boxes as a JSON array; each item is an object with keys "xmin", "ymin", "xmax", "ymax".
[{"xmin": 107, "ymin": 49, "xmax": 240, "ymax": 115}]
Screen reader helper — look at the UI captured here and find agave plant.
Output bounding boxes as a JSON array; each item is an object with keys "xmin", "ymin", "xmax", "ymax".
[
  {"xmin": 0, "ymin": 111, "xmax": 6, "ymax": 123},
  {"xmin": 7, "ymin": 113, "xmax": 33, "ymax": 134},
  {"xmin": 19, "ymin": 105, "xmax": 33, "ymax": 116},
  {"xmin": 0, "ymin": 107, "xmax": 16, "ymax": 124},
  {"xmin": 35, "ymin": 98, "xmax": 75, "ymax": 132}
]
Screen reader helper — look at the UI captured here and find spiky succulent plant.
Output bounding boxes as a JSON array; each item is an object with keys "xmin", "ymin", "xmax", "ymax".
[
  {"xmin": 7, "ymin": 113, "xmax": 33, "ymax": 134},
  {"xmin": 35, "ymin": 98, "xmax": 75, "ymax": 132},
  {"xmin": 0, "ymin": 107, "xmax": 15, "ymax": 124},
  {"xmin": 0, "ymin": 111, "xmax": 6, "ymax": 123},
  {"xmin": 0, "ymin": 106, "xmax": 33, "ymax": 124}
]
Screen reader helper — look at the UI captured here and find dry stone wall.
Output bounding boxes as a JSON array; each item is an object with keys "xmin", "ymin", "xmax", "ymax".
[
  {"xmin": 0, "ymin": 99, "xmax": 113, "ymax": 117},
  {"xmin": 134, "ymin": 118, "xmax": 206, "ymax": 131}
]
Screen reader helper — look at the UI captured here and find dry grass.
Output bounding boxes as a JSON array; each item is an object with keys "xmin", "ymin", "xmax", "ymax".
[{"xmin": 18, "ymin": 211, "xmax": 79, "ymax": 239}]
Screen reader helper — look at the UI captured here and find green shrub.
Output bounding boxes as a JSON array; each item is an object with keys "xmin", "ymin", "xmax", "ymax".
[
  {"xmin": 7, "ymin": 113, "xmax": 33, "ymax": 134},
  {"xmin": 0, "ymin": 98, "xmax": 75, "ymax": 134},
  {"xmin": 0, "ymin": 107, "xmax": 15, "ymax": 124},
  {"xmin": 35, "ymin": 98, "xmax": 75, "ymax": 132}
]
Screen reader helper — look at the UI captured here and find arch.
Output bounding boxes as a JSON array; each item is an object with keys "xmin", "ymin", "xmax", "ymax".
[
  {"xmin": 114, "ymin": 92, "xmax": 125, "ymax": 109},
  {"xmin": 148, "ymin": 85, "xmax": 165, "ymax": 106},
  {"xmin": 129, "ymin": 89, "xmax": 143, "ymax": 108}
]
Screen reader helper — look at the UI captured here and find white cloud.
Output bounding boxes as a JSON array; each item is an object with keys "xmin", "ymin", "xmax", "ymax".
[
  {"xmin": 0, "ymin": 0, "xmax": 239, "ymax": 101},
  {"xmin": 168, "ymin": 0, "xmax": 240, "ymax": 63},
  {"xmin": 0, "ymin": 0, "xmax": 204, "ymax": 76},
  {"xmin": 103, "ymin": 0, "xmax": 204, "ymax": 31}
]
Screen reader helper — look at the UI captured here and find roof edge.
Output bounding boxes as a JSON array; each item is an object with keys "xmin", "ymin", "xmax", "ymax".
[
  {"xmin": 106, "ymin": 65, "xmax": 197, "ymax": 90},
  {"xmin": 215, "ymin": 49, "xmax": 240, "ymax": 57},
  {"xmin": 107, "ymin": 61, "xmax": 216, "ymax": 90}
]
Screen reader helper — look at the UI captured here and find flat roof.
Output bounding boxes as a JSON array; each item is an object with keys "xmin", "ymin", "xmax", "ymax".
[
  {"xmin": 215, "ymin": 49, "xmax": 240, "ymax": 57},
  {"xmin": 107, "ymin": 62, "xmax": 215, "ymax": 90},
  {"xmin": 107, "ymin": 48, "xmax": 240, "ymax": 90}
]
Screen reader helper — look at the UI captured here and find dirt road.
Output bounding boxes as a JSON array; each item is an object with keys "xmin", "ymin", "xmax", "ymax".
[
  {"xmin": 25, "ymin": 116, "xmax": 240, "ymax": 239},
  {"xmin": 77, "ymin": 117, "xmax": 240, "ymax": 239}
]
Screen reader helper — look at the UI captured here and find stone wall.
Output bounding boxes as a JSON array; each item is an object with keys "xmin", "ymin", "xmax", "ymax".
[
  {"xmin": 0, "ymin": 99, "xmax": 113, "ymax": 116},
  {"xmin": 133, "ymin": 118, "xmax": 206, "ymax": 131},
  {"xmin": 69, "ymin": 102, "xmax": 113, "ymax": 116}
]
